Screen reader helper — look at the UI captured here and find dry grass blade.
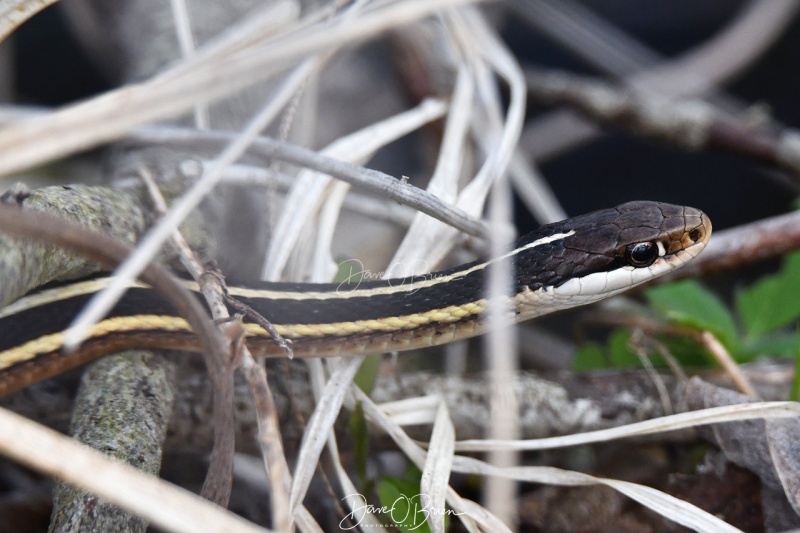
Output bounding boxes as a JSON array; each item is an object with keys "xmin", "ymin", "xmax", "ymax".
[
  {"xmin": 388, "ymin": 67, "xmax": 473, "ymax": 268},
  {"xmin": 699, "ymin": 331, "xmax": 758, "ymax": 397},
  {"xmin": 263, "ymin": 97, "xmax": 447, "ymax": 280},
  {"xmin": 0, "ymin": 0, "xmax": 481, "ymax": 178},
  {"xmin": 453, "ymin": 497, "xmax": 514, "ymax": 533},
  {"xmin": 288, "ymin": 357, "xmax": 364, "ymax": 518},
  {"xmin": 421, "ymin": 401, "xmax": 456, "ymax": 533},
  {"xmin": 455, "ymin": 402, "xmax": 800, "ymax": 451},
  {"xmin": 0, "ymin": 0, "xmax": 57, "ymax": 43},
  {"xmin": 328, "ymin": 434, "xmax": 382, "ymax": 529},
  {"xmin": 379, "ymin": 395, "xmax": 440, "ymax": 425},
  {"xmin": 63, "ymin": 60, "xmax": 321, "ymax": 350},
  {"xmin": 451, "ymin": 458, "xmax": 743, "ymax": 533},
  {"xmin": 0, "ymin": 407, "xmax": 268, "ymax": 533},
  {"xmin": 351, "ymin": 387, "xmax": 512, "ymax": 531},
  {"xmin": 168, "ymin": 0, "xmax": 210, "ymax": 128}
]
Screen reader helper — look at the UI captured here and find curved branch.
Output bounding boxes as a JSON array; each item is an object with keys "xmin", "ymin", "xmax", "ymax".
[
  {"xmin": 0, "ymin": 206, "xmax": 235, "ymax": 506},
  {"xmin": 525, "ymin": 68, "xmax": 800, "ymax": 180}
]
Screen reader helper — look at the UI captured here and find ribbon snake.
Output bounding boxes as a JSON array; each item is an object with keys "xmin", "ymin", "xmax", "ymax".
[{"xmin": 0, "ymin": 201, "xmax": 711, "ymax": 396}]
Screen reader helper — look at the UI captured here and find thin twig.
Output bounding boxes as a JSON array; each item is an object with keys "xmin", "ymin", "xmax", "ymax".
[
  {"xmin": 699, "ymin": 331, "xmax": 759, "ymax": 398},
  {"xmin": 222, "ymin": 294, "xmax": 293, "ymax": 358},
  {"xmin": 585, "ymin": 311, "xmax": 758, "ymax": 397},
  {"xmin": 130, "ymin": 126, "xmax": 489, "ymax": 237},
  {"xmin": 629, "ymin": 330, "xmax": 675, "ymax": 416},
  {"xmin": 239, "ymin": 357, "xmax": 294, "ymax": 531},
  {"xmin": 195, "ymin": 161, "xmax": 417, "ymax": 226},
  {"xmin": 142, "ymin": 170, "xmax": 294, "ymax": 529},
  {"xmin": 140, "ymin": 168, "xmax": 236, "ymax": 504}
]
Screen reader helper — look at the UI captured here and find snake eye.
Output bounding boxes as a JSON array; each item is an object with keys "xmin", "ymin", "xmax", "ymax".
[{"xmin": 625, "ymin": 242, "xmax": 658, "ymax": 267}]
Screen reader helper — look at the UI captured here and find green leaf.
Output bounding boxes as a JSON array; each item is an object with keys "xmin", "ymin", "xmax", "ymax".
[
  {"xmin": 376, "ymin": 478, "xmax": 431, "ymax": 533},
  {"xmin": 573, "ymin": 332, "xmax": 638, "ymax": 370},
  {"xmin": 652, "ymin": 334, "xmax": 709, "ymax": 367},
  {"xmin": 740, "ymin": 333, "xmax": 799, "ymax": 360},
  {"xmin": 736, "ymin": 251, "xmax": 800, "ymax": 339},
  {"xmin": 573, "ymin": 342, "xmax": 606, "ymax": 370},
  {"xmin": 348, "ymin": 402, "xmax": 369, "ymax": 487},
  {"xmin": 353, "ymin": 354, "xmax": 381, "ymax": 394},
  {"xmin": 792, "ymin": 329, "xmax": 800, "ymax": 401},
  {"xmin": 737, "ymin": 277, "xmax": 783, "ymax": 339},
  {"xmin": 645, "ymin": 280, "xmax": 739, "ymax": 350},
  {"xmin": 608, "ymin": 329, "xmax": 640, "ymax": 367},
  {"xmin": 333, "ymin": 256, "xmax": 363, "ymax": 283}
]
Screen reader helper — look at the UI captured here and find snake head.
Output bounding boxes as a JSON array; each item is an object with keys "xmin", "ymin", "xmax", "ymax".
[{"xmin": 513, "ymin": 201, "xmax": 711, "ymax": 317}]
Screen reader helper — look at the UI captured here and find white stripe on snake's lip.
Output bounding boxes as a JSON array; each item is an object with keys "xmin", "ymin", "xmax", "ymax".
[{"xmin": 515, "ymin": 240, "xmax": 707, "ymax": 320}]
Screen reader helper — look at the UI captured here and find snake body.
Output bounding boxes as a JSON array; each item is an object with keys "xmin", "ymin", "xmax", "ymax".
[{"xmin": 0, "ymin": 201, "xmax": 711, "ymax": 395}]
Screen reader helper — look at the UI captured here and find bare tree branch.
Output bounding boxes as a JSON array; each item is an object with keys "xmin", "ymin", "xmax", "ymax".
[
  {"xmin": 525, "ymin": 67, "xmax": 800, "ymax": 179},
  {"xmin": 0, "ymin": 206, "xmax": 235, "ymax": 509},
  {"xmin": 677, "ymin": 210, "xmax": 800, "ymax": 278}
]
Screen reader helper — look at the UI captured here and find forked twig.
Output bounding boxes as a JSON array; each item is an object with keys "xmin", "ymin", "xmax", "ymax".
[{"xmin": 140, "ymin": 169, "xmax": 292, "ymax": 521}]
